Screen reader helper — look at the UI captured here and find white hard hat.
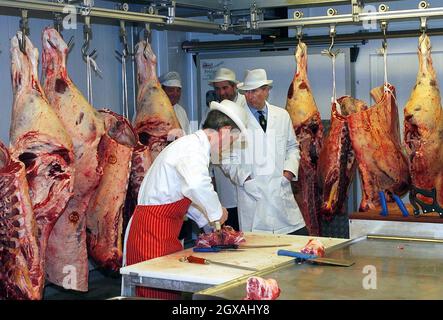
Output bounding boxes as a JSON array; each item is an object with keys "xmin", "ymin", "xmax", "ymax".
[
  {"xmin": 209, "ymin": 99, "xmax": 248, "ymax": 139},
  {"xmin": 237, "ymin": 69, "xmax": 273, "ymax": 91},
  {"xmin": 209, "ymin": 67, "xmax": 239, "ymax": 85},
  {"xmin": 159, "ymin": 71, "xmax": 182, "ymax": 88}
]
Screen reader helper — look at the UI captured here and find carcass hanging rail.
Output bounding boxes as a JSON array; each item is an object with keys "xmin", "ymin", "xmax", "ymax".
[{"xmin": 2, "ymin": 0, "xmax": 443, "ymax": 34}]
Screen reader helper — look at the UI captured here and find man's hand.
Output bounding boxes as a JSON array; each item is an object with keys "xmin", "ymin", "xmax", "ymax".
[
  {"xmin": 220, "ymin": 207, "xmax": 229, "ymax": 225},
  {"xmin": 283, "ymin": 170, "xmax": 294, "ymax": 182}
]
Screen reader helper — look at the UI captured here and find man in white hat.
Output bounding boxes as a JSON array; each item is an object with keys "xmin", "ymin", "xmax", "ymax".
[
  {"xmin": 206, "ymin": 67, "xmax": 246, "ymax": 230},
  {"xmin": 223, "ymin": 68, "xmax": 308, "ymax": 235},
  {"xmin": 159, "ymin": 71, "xmax": 191, "ymax": 135},
  {"xmin": 124, "ymin": 99, "xmax": 248, "ymax": 298}
]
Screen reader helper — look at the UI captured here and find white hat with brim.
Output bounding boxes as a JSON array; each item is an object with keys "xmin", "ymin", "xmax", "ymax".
[
  {"xmin": 159, "ymin": 71, "xmax": 182, "ymax": 88},
  {"xmin": 237, "ymin": 69, "xmax": 273, "ymax": 91},
  {"xmin": 209, "ymin": 100, "xmax": 248, "ymax": 141},
  {"xmin": 208, "ymin": 67, "xmax": 239, "ymax": 85}
]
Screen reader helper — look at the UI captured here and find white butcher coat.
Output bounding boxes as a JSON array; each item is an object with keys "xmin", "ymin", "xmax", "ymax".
[
  {"xmin": 222, "ymin": 102, "xmax": 305, "ymax": 234},
  {"xmin": 174, "ymin": 103, "xmax": 191, "ymax": 135}
]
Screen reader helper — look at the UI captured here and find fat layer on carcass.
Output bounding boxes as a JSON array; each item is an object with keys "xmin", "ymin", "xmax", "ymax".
[
  {"xmin": 286, "ymin": 41, "xmax": 323, "ymax": 236},
  {"xmin": 133, "ymin": 40, "xmax": 183, "ymax": 159},
  {"xmin": 41, "ymin": 27, "xmax": 105, "ymax": 292},
  {"xmin": 9, "ymin": 32, "xmax": 74, "ymax": 297},
  {"xmin": 404, "ymin": 34, "xmax": 443, "ymax": 206},
  {"xmin": 348, "ymin": 84, "xmax": 410, "ymax": 211},
  {"xmin": 0, "ymin": 141, "xmax": 41, "ymax": 300},
  {"xmin": 86, "ymin": 110, "xmax": 137, "ymax": 272},
  {"xmin": 318, "ymin": 96, "xmax": 367, "ymax": 218}
]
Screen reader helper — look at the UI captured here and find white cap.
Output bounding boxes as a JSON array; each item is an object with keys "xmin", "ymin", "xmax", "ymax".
[
  {"xmin": 237, "ymin": 69, "xmax": 273, "ymax": 91},
  {"xmin": 159, "ymin": 71, "xmax": 182, "ymax": 88},
  {"xmin": 209, "ymin": 67, "xmax": 239, "ymax": 85},
  {"xmin": 209, "ymin": 99, "xmax": 248, "ymax": 139}
]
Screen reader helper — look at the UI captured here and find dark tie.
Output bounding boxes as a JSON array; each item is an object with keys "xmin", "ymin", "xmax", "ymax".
[{"xmin": 257, "ymin": 110, "xmax": 267, "ymax": 132}]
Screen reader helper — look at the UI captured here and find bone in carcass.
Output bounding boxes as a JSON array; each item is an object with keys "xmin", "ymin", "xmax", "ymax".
[
  {"xmin": 86, "ymin": 110, "xmax": 137, "ymax": 272},
  {"xmin": 286, "ymin": 41, "xmax": 323, "ymax": 236},
  {"xmin": 347, "ymin": 84, "xmax": 410, "ymax": 211},
  {"xmin": 318, "ymin": 96, "xmax": 367, "ymax": 218},
  {"xmin": 133, "ymin": 40, "xmax": 183, "ymax": 160},
  {"xmin": 404, "ymin": 34, "xmax": 443, "ymax": 206},
  {"xmin": 9, "ymin": 33, "xmax": 75, "ymax": 297},
  {"xmin": 244, "ymin": 276, "xmax": 281, "ymax": 300},
  {"xmin": 0, "ymin": 141, "xmax": 41, "ymax": 300},
  {"xmin": 41, "ymin": 27, "xmax": 105, "ymax": 291}
]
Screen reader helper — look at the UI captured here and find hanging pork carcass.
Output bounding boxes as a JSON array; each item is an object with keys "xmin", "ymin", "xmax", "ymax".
[{"xmin": 41, "ymin": 27, "xmax": 105, "ymax": 292}]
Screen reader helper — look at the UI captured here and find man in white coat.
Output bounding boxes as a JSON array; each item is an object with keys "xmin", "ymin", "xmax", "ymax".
[
  {"xmin": 223, "ymin": 69, "xmax": 307, "ymax": 235},
  {"xmin": 160, "ymin": 71, "xmax": 191, "ymax": 135},
  {"xmin": 207, "ymin": 68, "xmax": 246, "ymax": 230}
]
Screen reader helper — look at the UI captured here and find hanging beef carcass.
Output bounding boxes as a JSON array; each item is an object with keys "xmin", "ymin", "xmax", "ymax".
[
  {"xmin": 318, "ymin": 96, "xmax": 367, "ymax": 218},
  {"xmin": 133, "ymin": 40, "xmax": 183, "ymax": 159},
  {"xmin": 286, "ymin": 41, "xmax": 323, "ymax": 236},
  {"xmin": 124, "ymin": 40, "xmax": 181, "ymax": 225},
  {"xmin": 404, "ymin": 34, "xmax": 443, "ymax": 207},
  {"xmin": 0, "ymin": 141, "xmax": 41, "ymax": 300},
  {"xmin": 9, "ymin": 32, "xmax": 75, "ymax": 297},
  {"xmin": 347, "ymin": 84, "xmax": 410, "ymax": 211},
  {"xmin": 86, "ymin": 110, "xmax": 137, "ymax": 272},
  {"xmin": 41, "ymin": 27, "xmax": 105, "ymax": 291}
]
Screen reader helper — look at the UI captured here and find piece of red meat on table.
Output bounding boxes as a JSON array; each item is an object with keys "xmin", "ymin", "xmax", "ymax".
[
  {"xmin": 300, "ymin": 239, "xmax": 325, "ymax": 257},
  {"xmin": 195, "ymin": 225, "xmax": 245, "ymax": 248},
  {"xmin": 244, "ymin": 276, "xmax": 281, "ymax": 300}
]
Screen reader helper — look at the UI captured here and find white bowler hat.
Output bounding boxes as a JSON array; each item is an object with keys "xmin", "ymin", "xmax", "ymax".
[
  {"xmin": 208, "ymin": 67, "xmax": 239, "ymax": 85},
  {"xmin": 159, "ymin": 71, "xmax": 182, "ymax": 88},
  {"xmin": 237, "ymin": 69, "xmax": 273, "ymax": 91},
  {"xmin": 209, "ymin": 99, "xmax": 248, "ymax": 138}
]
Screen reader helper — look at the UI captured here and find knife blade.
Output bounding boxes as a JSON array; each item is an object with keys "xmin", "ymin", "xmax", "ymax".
[
  {"xmin": 212, "ymin": 244, "xmax": 293, "ymax": 250},
  {"xmin": 183, "ymin": 255, "xmax": 258, "ymax": 272},
  {"xmin": 277, "ymin": 250, "xmax": 355, "ymax": 267}
]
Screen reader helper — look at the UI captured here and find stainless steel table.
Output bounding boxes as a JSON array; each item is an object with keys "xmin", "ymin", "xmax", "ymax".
[{"xmin": 193, "ymin": 235, "xmax": 443, "ymax": 300}]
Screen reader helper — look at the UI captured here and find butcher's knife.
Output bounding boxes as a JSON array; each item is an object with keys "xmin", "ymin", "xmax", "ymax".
[
  {"xmin": 277, "ymin": 250, "xmax": 355, "ymax": 267},
  {"xmin": 181, "ymin": 255, "xmax": 258, "ymax": 272},
  {"xmin": 212, "ymin": 244, "xmax": 293, "ymax": 250}
]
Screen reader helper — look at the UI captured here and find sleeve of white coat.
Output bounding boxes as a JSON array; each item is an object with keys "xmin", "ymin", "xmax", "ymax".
[
  {"xmin": 220, "ymin": 147, "xmax": 252, "ymax": 187},
  {"xmin": 176, "ymin": 154, "xmax": 223, "ymax": 225},
  {"xmin": 283, "ymin": 114, "xmax": 301, "ymax": 181},
  {"xmin": 187, "ymin": 204, "xmax": 210, "ymax": 228}
]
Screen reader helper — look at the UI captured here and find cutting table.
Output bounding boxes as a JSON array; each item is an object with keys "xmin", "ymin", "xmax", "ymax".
[
  {"xmin": 194, "ymin": 234, "xmax": 443, "ymax": 300},
  {"xmin": 119, "ymin": 232, "xmax": 347, "ymax": 297}
]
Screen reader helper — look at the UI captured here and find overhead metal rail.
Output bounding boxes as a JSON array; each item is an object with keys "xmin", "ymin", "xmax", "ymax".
[
  {"xmin": 1, "ymin": 0, "xmax": 443, "ymax": 35},
  {"xmin": 0, "ymin": 0, "xmax": 222, "ymax": 32}
]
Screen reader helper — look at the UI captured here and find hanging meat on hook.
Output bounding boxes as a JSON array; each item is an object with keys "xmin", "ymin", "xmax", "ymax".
[
  {"xmin": 9, "ymin": 32, "xmax": 75, "ymax": 297},
  {"xmin": 41, "ymin": 27, "xmax": 105, "ymax": 292},
  {"xmin": 125, "ymin": 40, "xmax": 182, "ymax": 225},
  {"xmin": 318, "ymin": 96, "xmax": 367, "ymax": 218},
  {"xmin": 404, "ymin": 34, "xmax": 443, "ymax": 207},
  {"xmin": 286, "ymin": 41, "xmax": 323, "ymax": 236},
  {"xmin": 133, "ymin": 40, "xmax": 183, "ymax": 159},
  {"xmin": 0, "ymin": 140, "xmax": 40, "ymax": 300},
  {"xmin": 348, "ymin": 84, "xmax": 410, "ymax": 211},
  {"xmin": 86, "ymin": 110, "xmax": 137, "ymax": 272}
]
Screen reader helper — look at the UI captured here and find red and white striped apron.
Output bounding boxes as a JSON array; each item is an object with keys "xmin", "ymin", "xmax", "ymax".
[{"xmin": 125, "ymin": 197, "xmax": 192, "ymax": 299}]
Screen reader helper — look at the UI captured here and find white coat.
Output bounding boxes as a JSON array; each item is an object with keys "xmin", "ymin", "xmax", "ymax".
[
  {"xmin": 222, "ymin": 102, "xmax": 305, "ymax": 234},
  {"xmin": 174, "ymin": 103, "xmax": 191, "ymax": 135}
]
